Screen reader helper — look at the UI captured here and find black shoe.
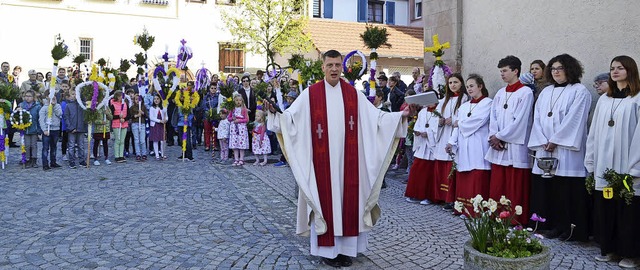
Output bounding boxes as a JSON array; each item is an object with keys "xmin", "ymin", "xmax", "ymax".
[
  {"xmin": 442, "ymin": 203, "xmax": 454, "ymax": 211},
  {"xmin": 69, "ymin": 163, "xmax": 77, "ymax": 169},
  {"xmin": 43, "ymin": 165, "xmax": 51, "ymax": 171},
  {"xmin": 187, "ymin": 157, "xmax": 195, "ymax": 162},
  {"xmin": 51, "ymin": 163, "xmax": 62, "ymax": 168},
  {"xmin": 338, "ymin": 255, "xmax": 353, "ymax": 267},
  {"xmin": 322, "ymin": 257, "xmax": 342, "ymax": 268},
  {"xmin": 79, "ymin": 162, "xmax": 87, "ymax": 168},
  {"xmin": 9, "ymin": 143, "xmax": 19, "ymax": 148}
]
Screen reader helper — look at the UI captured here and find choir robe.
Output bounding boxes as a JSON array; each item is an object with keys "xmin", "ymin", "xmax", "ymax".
[
  {"xmin": 267, "ymin": 79, "xmax": 407, "ymax": 258},
  {"xmin": 448, "ymin": 97, "xmax": 492, "ymax": 215},
  {"xmin": 405, "ymin": 108, "xmax": 440, "ymax": 201},
  {"xmin": 435, "ymin": 95, "xmax": 469, "ymax": 202},
  {"xmin": 485, "ymin": 83, "xmax": 534, "ymax": 225},
  {"xmin": 585, "ymin": 92, "xmax": 640, "ymax": 257},
  {"xmin": 528, "ymin": 83, "xmax": 591, "ymax": 240}
]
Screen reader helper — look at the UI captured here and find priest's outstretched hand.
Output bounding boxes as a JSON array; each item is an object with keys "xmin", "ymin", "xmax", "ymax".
[
  {"xmin": 402, "ymin": 104, "xmax": 420, "ymax": 118},
  {"xmin": 263, "ymin": 98, "xmax": 276, "ymax": 114}
]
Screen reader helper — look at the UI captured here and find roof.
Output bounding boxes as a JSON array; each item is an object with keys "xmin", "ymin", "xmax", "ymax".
[{"xmin": 305, "ymin": 19, "xmax": 424, "ymax": 59}]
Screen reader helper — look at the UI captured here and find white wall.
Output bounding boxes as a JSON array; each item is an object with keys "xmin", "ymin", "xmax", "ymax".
[
  {"xmin": 461, "ymin": 0, "xmax": 640, "ymax": 97},
  {"xmin": 331, "ymin": 0, "xmax": 358, "ymax": 22},
  {"xmin": 0, "ymin": 0, "xmax": 266, "ymax": 82},
  {"xmin": 394, "ymin": 0, "xmax": 409, "ymax": 26}
]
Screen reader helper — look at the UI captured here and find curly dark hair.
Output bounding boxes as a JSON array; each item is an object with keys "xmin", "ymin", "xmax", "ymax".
[{"xmin": 544, "ymin": 54, "xmax": 583, "ymax": 84}]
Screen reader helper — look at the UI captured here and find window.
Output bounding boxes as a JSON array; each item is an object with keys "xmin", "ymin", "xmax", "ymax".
[
  {"xmin": 219, "ymin": 43, "xmax": 244, "ymax": 74},
  {"xmin": 79, "ymin": 38, "xmax": 93, "ymax": 63},
  {"xmin": 312, "ymin": 0, "xmax": 321, "ymax": 18},
  {"xmin": 215, "ymin": 0, "xmax": 235, "ymax": 5},
  {"xmin": 415, "ymin": 0, "xmax": 422, "ymax": 19},
  {"xmin": 368, "ymin": 1, "xmax": 383, "ymax": 23}
]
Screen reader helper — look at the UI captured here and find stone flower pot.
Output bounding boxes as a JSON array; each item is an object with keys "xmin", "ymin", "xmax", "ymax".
[{"xmin": 463, "ymin": 240, "xmax": 551, "ymax": 270}]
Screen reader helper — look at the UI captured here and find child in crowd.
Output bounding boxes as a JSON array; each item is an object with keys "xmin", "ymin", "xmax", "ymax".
[
  {"xmin": 59, "ymin": 81, "xmax": 70, "ymax": 161},
  {"xmin": 92, "ymin": 104, "xmax": 113, "ymax": 166},
  {"xmin": 229, "ymin": 94, "xmax": 249, "ymax": 166},
  {"xmin": 130, "ymin": 93, "xmax": 148, "ymax": 162},
  {"xmin": 63, "ymin": 89, "xmax": 87, "ymax": 169},
  {"xmin": 109, "ymin": 90, "xmax": 129, "ymax": 163},
  {"xmin": 216, "ymin": 109, "xmax": 230, "ymax": 163},
  {"xmin": 19, "ymin": 90, "xmax": 42, "ymax": 168},
  {"xmin": 124, "ymin": 88, "xmax": 135, "ymax": 157},
  {"xmin": 251, "ymin": 110, "xmax": 270, "ymax": 166},
  {"xmin": 149, "ymin": 94, "xmax": 168, "ymax": 160},
  {"xmin": 38, "ymin": 92, "xmax": 62, "ymax": 170}
]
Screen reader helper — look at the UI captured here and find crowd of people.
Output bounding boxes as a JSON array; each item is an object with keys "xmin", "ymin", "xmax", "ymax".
[
  {"xmin": 398, "ymin": 54, "xmax": 639, "ymax": 268},
  {"xmin": 1, "ymin": 52, "xmax": 639, "ymax": 267}
]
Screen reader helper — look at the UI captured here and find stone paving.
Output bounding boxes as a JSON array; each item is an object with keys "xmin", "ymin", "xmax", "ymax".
[{"xmin": 0, "ymin": 138, "xmax": 626, "ymax": 269}]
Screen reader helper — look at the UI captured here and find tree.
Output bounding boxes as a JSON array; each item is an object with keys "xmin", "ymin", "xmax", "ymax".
[{"xmin": 221, "ymin": 0, "xmax": 312, "ymax": 68}]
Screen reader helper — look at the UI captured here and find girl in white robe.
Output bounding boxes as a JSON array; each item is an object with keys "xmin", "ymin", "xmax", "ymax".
[
  {"xmin": 405, "ymin": 99, "xmax": 440, "ymax": 204},
  {"xmin": 586, "ymin": 55, "xmax": 640, "ymax": 268},
  {"xmin": 434, "ymin": 73, "xmax": 469, "ymax": 208},
  {"xmin": 447, "ymin": 74, "xmax": 492, "ymax": 216},
  {"xmin": 528, "ymin": 54, "xmax": 591, "ymax": 241}
]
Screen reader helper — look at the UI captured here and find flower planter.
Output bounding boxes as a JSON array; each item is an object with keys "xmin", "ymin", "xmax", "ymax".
[{"xmin": 463, "ymin": 240, "xmax": 551, "ymax": 270}]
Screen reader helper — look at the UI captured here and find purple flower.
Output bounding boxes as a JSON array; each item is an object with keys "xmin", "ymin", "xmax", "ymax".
[
  {"xmin": 530, "ymin": 213, "xmax": 546, "ymax": 223},
  {"xmin": 514, "ymin": 225, "xmax": 523, "ymax": 231},
  {"xmin": 90, "ymin": 81, "xmax": 99, "ymax": 110},
  {"xmin": 0, "ymin": 134, "xmax": 5, "ymax": 152}
]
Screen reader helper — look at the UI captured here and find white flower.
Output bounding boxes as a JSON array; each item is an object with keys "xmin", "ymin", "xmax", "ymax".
[
  {"xmin": 496, "ymin": 217, "xmax": 501, "ymax": 222},
  {"xmin": 499, "ymin": 195, "xmax": 511, "ymax": 206},
  {"xmin": 481, "ymin": 201, "xmax": 489, "ymax": 208},
  {"xmin": 515, "ymin": 205, "xmax": 522, "ymax": 215},
  {"xmin": 454, "ymin": 201, "xmax": 464, "ymax": 213},
  {"xmin": 488, "ymin": 199, "xmax": 498, "ymax": 213},
  {"xmin": 472, "ymin": 194, "xmax": 484, "ymax": 205}
]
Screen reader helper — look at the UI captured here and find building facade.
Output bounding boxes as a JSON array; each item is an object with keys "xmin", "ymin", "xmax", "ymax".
[{"xmin": 0, "ymin": 0, "xmax": 266, "ymax": 82}]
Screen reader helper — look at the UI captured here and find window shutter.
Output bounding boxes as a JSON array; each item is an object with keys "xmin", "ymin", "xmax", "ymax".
[
  {"xmin": 386, "ymin": 1, "xmax": 395, "ymax": 25},
  {"xmin": 323, "ymin": 0, "xmax": 333, "ymax": 18},
  {"xmin": 357, "ymin": 0, "xmax": 367, "ymax": 22}
]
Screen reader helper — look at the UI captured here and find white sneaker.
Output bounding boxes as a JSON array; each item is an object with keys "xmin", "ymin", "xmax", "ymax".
[
  {"xmin": 62, "ymin": 154, "xmax": 68, "ymax": 161},
  {"xmin": 90, "ymin": 154, "xmax": 95, "ymax": 159},
  {"xmin": 105, "ymin": 159, "xmax": 112, "ymax": 165},
  {"xmin": 93, "ymin": 160, "xmax": 101, "ymax": 166},
  {"xmin": 619, "ymin": 258, "xmax": 640, "ymax": 268},
  {"xmin": 405, "ymin": 197, "xmax": 421, "ymax": 203},
  {"xmin": 420, "ymin": 199, "xmax": 432, "ymax": 205},
  {"xmin": 595, "ymin": 253, "xmax": 618, "ymax": 262}
]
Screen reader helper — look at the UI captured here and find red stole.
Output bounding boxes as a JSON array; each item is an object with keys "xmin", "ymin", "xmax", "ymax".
[{"xmin": 309, "ymin": 79, "xmax": 359, "ymax": 247}]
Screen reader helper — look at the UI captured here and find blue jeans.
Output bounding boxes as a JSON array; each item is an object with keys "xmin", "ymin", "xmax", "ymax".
[
  {"xmin": 41, "ymin": 131, "xmax": 60, "ymax": 166},
  {"xmin": 132, "ymin": 123, "xmax": 147, "ymax": 156}
]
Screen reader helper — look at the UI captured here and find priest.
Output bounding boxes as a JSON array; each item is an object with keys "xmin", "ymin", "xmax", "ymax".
[{"xmin": 265, "ymin": 50, "xmax": 412, "ymax": 268}]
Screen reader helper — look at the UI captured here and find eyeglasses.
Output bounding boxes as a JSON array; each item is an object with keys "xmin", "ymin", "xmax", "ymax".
[
  {"xmin": 242, "ymin": 80, "xmax": 250, "ymax": 82},
  {"xmin": 593, "ymin": 81, "xmax": 607, "ymax": 88},
  {"xmin": 550, "ymin": 66, "xmax": 565, "ymax": 72}
]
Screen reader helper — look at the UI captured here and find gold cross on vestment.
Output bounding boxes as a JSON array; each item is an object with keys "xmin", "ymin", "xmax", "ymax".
[
  {"xmin": 349, "ymin": 116, "xmax": 355, "ymax": 131},
  {"xmin": 316, "ymin": 124, "xmax": 324, "ymax": 139}
]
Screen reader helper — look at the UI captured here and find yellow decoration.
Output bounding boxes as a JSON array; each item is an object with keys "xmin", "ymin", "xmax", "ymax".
[
  {"xmin": 182, "ymin": 117, "xmax": 188, "ymax": 152},
  {"xmin": 49, "ymin": 76, "xmax": 57, "ymax": 89},
  {"xmin": 623, "ymin": 175, "xmax": 632, "ymax": 192},
  {"xmin": 0, "ymin": 152, "xmax": 5, "ymax": 163},
  {"xmin": 369, "ymin": 80, "xmax": 376, "ymax": 90},
  {"xmin": 174, "ymin": 88, "xmax": 200, "ymax": 112},
  {"xmin": 424, "ymin": 34, "xmax": 451, "ymax": 61},
  {"xmin": 220, "ymin": 72, "xmax": 226, "ymax": 81},
  {"xmin": 227, "ymin": 97, "xmax": 232, "ymax": 102},
  {"xmin": 603, "ymin": 187, "xmax": 613, "ymax": 199},
  {"xmin": 161, "ymin": 89, "xmax": 174, "ymax": 108},
  {"xmin": 8, "ymin": 74, "xmax": 14, "ymax": 83}
]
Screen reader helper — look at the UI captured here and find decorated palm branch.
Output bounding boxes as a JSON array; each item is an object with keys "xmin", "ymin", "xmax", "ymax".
[
  {"xmin": 10, "ymin": 110, "xmax": 33, "ymax": 167},
  {"xmin": 586, "ymin": 168, "xmax": 636, "ymax": 205},
  {"xmin": 133, "ymin": 27, "xmax": 155, "ymax": 95},
  {"xmin": 342, "ymin": 50, "xmax": 368, "ymax": 85},
  {"xmin": 425, "ymin": 34, "xmax": 453, "ymax": 98},
  {"xmin": 218, "ymin": 77, "xmax": 237, "ymax": 112},
  {"xmin": 360, "ymin": 25, "xmax": 391, "ymax": 97},
  {"xmin": 47, "ymin": 34, "xmax": 70, "ymax": 132},
  {"xmin": 174, "ymin": 84, "xmax": 200, "ymax": 158}
]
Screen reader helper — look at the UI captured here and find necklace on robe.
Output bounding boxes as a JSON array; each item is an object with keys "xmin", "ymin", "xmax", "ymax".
[
  {"xmin": 467, "ymin": 96, "xmax": 486, "ymax": 117},
  {"xmin": 608, "ymin": 87, "xmax": 630, "ymax": 127},
  {"xmin": 503, "ymin": 81, "xmax": 524, "ymax": 109},
  {"xmin": 425, "ymin": 107, "xmax": 435, "ymax": 128},
  {"xmin": 547, "ymin": 83, "xmax": 568, "ymax": 117}
]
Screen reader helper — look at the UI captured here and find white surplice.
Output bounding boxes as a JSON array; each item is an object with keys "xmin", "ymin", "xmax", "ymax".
[
  {"xmin": 585, "ymin": 93, "xmax": 640, "ymax": 195},
  {"xmin": 529, "ymin": 84, "xmax": 591, "ymax": 177},
  {"xmin": 485, "ymin": 85, "xmax": 534, "ymax": 168},
  {"xmin": 267, "ymin": 80, "xmax": 407, "ymax": 257},
  {"xmin": 448, "ymin": 98, "xmax": 493, "ymax": 172},
  {"xmin": 412, "ymin": 108, "xmax": 440, "ymax": 160},
  {"xmin": 434, "ymin": 96, "xmax": 469, "ymax": 161}
]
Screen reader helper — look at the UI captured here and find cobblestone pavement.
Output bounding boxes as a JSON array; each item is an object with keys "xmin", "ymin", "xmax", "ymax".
[{"xmin": 0, "ymin": 139, "xmax": 625, "ymax": 269}]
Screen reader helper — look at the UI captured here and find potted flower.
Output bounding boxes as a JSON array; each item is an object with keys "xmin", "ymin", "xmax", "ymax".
[{"xmin": 455, "ymin": 195, "xmax": 550, "ymax": 270}]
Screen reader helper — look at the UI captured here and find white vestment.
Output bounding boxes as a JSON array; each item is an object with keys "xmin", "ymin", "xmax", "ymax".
[
  {"xmin": 267, "ymin": 80, "xmax": 407, "ymax": 257},
  {"xmin": 448, "ymin": 98, "xmax": 493, "ymax": 172},
  {"xmin": 585, "ymin": 93, "xmax": 640, "ymax": 195},
  {"xmin": 434, "ymin": 95, "xmax": 469, "ymax": 161},
  {"xmin": 485, "ymin": 85, "xmax": 534, "ymax": 168},
  {"xmin": 412, "ymin": 108, "xmax": 440, "ymax": 160},
  {"xmin": 529, "ymin": 84, "xmax": 591, "ymax": 177}
]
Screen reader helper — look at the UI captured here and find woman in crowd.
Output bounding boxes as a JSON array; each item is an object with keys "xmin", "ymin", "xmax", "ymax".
[
  {"xmin": 586, "ymin": 55, "xmax": 640, "ymax": 268},
  {"xmin": 528, "ymin": 54, "xmax": 591, "ymax": 240}
]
